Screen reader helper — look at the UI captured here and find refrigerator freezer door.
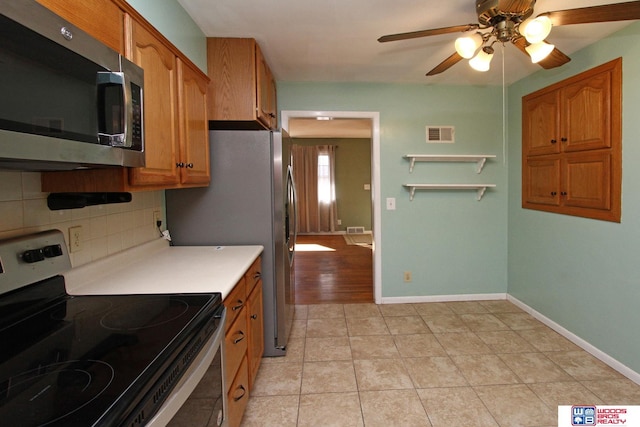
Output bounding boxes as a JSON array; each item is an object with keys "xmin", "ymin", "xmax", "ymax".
[{"xmin": 166, "ymin": 130, "xmax": 292, "ymax": 357}]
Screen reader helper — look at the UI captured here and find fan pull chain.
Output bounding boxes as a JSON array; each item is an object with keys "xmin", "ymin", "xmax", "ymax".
[{"xmin": 501, "ymin": 43, "xmax": 507, "ymax": 166}]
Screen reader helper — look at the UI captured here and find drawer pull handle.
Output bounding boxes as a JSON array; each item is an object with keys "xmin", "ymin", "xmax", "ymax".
[
  {"xmin": 233, "ymin": 385, "xmax": 247, "ymax": 402},
  {"xmin": 233, "ymin": 331, "xmax": 245, "ymax": 344},
  {"xmin": 232, "ymin": 300, "xmax": 244, "ymax": 311},
  {"xmin": 253, "ymin": 272, "xmax": 261, "ymax": 280}
]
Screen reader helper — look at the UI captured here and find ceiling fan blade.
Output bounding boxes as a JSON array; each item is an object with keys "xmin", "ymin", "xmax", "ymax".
[
  {"xmin": 426, "ymin": 52, "xmax": 464, "ymax": 76},
  {"xmin": 541, "ymin": 1, "xmax": 640, "ymax": 26},
  {"xmin": 512, "ymin": 37, "xmax": 571, "ymax": 69},
  {"xmin": 378, "ymin": 24, "xmax": 478, "ymax": 43}
]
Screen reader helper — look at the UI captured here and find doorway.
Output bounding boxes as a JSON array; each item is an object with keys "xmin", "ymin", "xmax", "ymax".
[{"xmin": 281, "ymin": 110, "xmax": 381, "ymax": 304}]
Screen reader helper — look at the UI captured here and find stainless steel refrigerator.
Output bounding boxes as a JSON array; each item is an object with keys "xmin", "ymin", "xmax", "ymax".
[{"xmin": 166, "ymin": 130, "xmax": 297, "ymax": 357}]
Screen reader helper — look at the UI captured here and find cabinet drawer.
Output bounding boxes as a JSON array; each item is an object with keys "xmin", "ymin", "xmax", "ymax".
[
  {"xmin": 245, "ymin": 258, "xmax": 262, "ymax": 295},
  {"xmin": 226, "ymin": 356, "xmax": 249, "ymax": 427},
  {"xmin": 224, "ymin": 278, "xmax": 246, "ymax": 331},
  {"xmin": 225, "ymin": 308, "xmax": 248, "ymax": 389}
]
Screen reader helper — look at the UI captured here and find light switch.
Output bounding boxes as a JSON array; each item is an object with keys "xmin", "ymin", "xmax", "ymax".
[{"xmin": 386, "ymin": 197, "xmax": 396, "ymax": 210}]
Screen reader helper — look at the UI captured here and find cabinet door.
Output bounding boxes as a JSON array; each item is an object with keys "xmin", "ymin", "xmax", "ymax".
[
  {"xmin": 523, "ymin": 157, "xmax": 560, "ymax": 206},
  {"xmin": 37, "ymin": 0, "xmax": 124, "ymax": 53},
  {"xmin": 247, "ymin": 282, "xmax": 263, "ymax": 390},
  {"xmin": 128, "ymin": 19, "xmax": 180, "ymax": 186},
  {"xmin": 256, "ymin": 45, "xmax": 276, "ymax": 129},
  {"xmin": 562, "ymin": 151, "xmax": 611, "ymax": 210},
  {"xmin": 207, "ymin": 38, "xmax": 256, "ymax": 122},
  {"xmin": 178, "ymin": 60, "xmax": 210, "ymax": 185},
  {"xmin": 562, "ymin": 71, "xmax": 611, "ymax": 153},
  {"xmin": 522, "ymin": 90, "xmax": 560, "ymax": 156}
]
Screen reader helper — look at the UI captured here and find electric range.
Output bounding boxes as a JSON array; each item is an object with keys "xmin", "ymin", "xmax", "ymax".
[{"xmin": 0, "ymin": 230, "xmax": 224, "ymax": 426}]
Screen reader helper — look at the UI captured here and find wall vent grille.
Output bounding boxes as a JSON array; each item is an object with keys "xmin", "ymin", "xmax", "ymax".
[
  {"xmin": 426, "ymin": 126, "xmax": 455, "ymax": 143},
  {"xmin": 346, "ymin": 226, "xmax": 365, "ymax": 234}
]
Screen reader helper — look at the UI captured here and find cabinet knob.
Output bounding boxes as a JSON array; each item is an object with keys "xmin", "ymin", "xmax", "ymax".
[
  {"xmin": 551, "ymin": 139, "xmax": 557, "ymax": 144},
  {"xmin": 551, "ymin": 191, "xmax": 557, "ymax": 196},
  {"xmin": 176, "ymin": 162, "xmax": 185, "ymax": 168},
  {"xmin": 561, "ymin": 137, "xmax": 568, "ymax": 142},
  {"xmin": 251, "ymin": 314, "xmax": 258, "ymax": 320},
  {"xmin": 561, "ymin": 191, "xmax": 568, "ymax": 196},
  {"xmin": 186, "ymin": 163, "xmax": 194, "ymax": 168}
]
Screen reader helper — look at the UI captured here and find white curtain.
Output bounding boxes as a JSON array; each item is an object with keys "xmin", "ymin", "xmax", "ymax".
[{"xmin": 292, "ymin": 144, "xmax": 338, "ymax": 233}]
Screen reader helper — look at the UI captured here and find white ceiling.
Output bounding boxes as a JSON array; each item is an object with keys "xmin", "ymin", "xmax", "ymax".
[{"xmin": 178, "ymin": 0, "xmax": 636, "ymax": 86}]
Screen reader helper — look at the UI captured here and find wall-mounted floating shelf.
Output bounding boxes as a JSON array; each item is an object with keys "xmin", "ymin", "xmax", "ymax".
[
  {"xmin": 403, "ymin": 184, "xmax": 496, "ymax": 201},
  {"xmin": 404, "ymin": 154, "xmax": 497, "ymax": 173}
]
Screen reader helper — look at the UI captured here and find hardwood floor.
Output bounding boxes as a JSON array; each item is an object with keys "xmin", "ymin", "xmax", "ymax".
[{"xmin": 293, "ymin": 234, "xmax": 373, "ymax": 304}]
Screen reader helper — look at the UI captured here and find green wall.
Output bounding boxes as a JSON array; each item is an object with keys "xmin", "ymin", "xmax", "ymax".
[
  {"xmin": 126, "ymin": 0, "xmax": 207, "ymax": 72},
  {"xmin": 279, "ymin": 83, "xmax": 508, "ymax": 298},
  {"xmin": 292, "ymin": 138, "xmax": 372, "ymax": 232},
  {"xmin": 508, "ymin": 22, "xmax": 640, "ymax": 375}
]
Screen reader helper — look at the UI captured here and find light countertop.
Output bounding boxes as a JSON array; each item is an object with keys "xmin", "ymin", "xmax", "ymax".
[{"xmin": 64, "ymin": 238, "xmax": 263, "ymax": 299}]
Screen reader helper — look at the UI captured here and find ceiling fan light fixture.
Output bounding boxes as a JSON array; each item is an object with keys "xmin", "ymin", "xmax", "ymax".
[
  {"xmin": 520, "ymin": 16, "xmax": 552, "ymax": 44},
  {"xmin": 454, "ymin": 32, "xmax": 483, "ymax": 58},
  {"xmin": 469, "ymin": 46, "xmax": 494, "ymax": 72},
  {"xmin": 525, "ymin": 41, "xmax": 555, "ymax": 63}
]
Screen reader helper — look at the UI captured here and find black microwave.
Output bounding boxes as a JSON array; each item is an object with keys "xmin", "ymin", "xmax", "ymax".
[{"xmin": 0, "ymin": 0, "xmax": 145, "ymax": 171}]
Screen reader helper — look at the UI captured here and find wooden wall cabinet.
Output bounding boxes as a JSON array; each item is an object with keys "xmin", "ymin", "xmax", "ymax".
[
  {"xmin": 40, "ymin": 0, "xmax": 210, "ymax": 193},
  {"xmin": 522, "ymin": 58, "xmax": 621, "ymax": 222},
  {"xmin": 207, "ymin": 38, "xmax": 277, "ymax": 130},
  {"xmin": 223, "ymin": 257, "xmax": 263, "ymax": 427}
]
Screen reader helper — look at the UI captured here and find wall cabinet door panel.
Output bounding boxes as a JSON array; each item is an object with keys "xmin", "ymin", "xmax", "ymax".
[
  {"xmin": 178, "ymin": 60, "xmax": 210, "ymax": 185},
  {"xmin": 524, "ymin": 157, "xmax": 560, "ymax": 207},
  {"xmin": 523, "ymin": 90, "xmax": 560, "ymax": 157},
  {"xmin": 562, "ymin": 72, "xmax": 611, "ymax": 153},
  {"xmin": 563, "ymin": 151, "xmax": 611, "ymax": 210},
  {"xmin": 128, "ymin": 20, "xmax": 181, "ymax": 187}
]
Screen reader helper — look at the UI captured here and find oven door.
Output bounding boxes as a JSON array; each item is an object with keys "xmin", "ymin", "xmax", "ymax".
[{"xmin": 148, "ymin": 308, "xmax": 227, "ymax": 427}]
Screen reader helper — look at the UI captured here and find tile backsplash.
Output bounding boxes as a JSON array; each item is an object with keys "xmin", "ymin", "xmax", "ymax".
[{"xmin": 0, "ymin": 171, "xmax": 164, "ymax": 267}]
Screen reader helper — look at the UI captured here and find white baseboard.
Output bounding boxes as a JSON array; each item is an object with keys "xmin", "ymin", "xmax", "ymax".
[
  {"xmin": 379, "ymin": 292, "xmax": 640, "ymax": 385},
  {"xmin": 506, "ymin": 295, "xmax": 640, "ymax": 386},
  {"xmin": 380, "ymin": 293, "xmax": 507, "ymax": 304}
]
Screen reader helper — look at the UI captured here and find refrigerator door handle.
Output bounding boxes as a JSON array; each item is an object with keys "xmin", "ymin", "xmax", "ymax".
[{"xmin": 287, "ymin": 165, "xmax": 298, "ymax": 266}]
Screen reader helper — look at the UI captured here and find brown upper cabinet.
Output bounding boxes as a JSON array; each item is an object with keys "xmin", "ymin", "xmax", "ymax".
[
  {"xmin": 40, "ymin": 0, "xmax": 210, "ymax": 193},
  {"xmin": 207, "ymin": 38, "xmax": 277, "ymax": 130},
  {"xmin": 522, "ymin": 58, "xmax": 622, "ymax": 222}
]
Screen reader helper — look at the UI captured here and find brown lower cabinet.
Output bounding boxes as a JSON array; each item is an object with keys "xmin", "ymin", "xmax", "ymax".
[{"xmin": 223, "ymin": 257, "xmax": 263, "ymax": 427}]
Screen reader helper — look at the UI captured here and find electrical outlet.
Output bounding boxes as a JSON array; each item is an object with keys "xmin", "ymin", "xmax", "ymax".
[
  {"xmin": 153, "ymin": 210, "xmax": 161, "ymax": 226},
  {"xmin": 386, "ymin": 197, "xmax": 396, "ymax": 210},
  {"xmin": 403, "ymin": 271, "xmax": 412, "ymax": 282},
  {"xmin": 69, "ymin": 226, "xmax": 82, "ymax": 253}
]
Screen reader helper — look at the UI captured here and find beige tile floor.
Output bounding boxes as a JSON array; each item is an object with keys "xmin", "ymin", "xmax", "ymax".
[{"xmin": 240, "ymin": 300, "xmax": 640, "ymax": 427}]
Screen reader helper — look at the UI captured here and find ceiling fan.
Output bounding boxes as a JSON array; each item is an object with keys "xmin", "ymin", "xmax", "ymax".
[{"xmin": 378, "ymin": 0, "xmax": 640, "ymax": 76}]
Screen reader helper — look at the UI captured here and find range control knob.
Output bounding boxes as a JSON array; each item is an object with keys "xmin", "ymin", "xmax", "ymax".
[
  {"xmin": 22, "ymin": 249, "xmax": 45, "ymax": 263},
  {"xmin": 43, "ymin": 244, "xmax": 63, "ymax": 258}
]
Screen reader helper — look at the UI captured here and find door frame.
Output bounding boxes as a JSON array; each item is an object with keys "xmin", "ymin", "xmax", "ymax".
[{"xmin": 281, "ymin": 110, "xmax": 382, "ymax": 304}]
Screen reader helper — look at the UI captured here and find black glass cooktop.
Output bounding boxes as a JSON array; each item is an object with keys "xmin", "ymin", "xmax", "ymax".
[{"xmin": 0, "ymin": 276, "xmax": 222, "ymax": 426}]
